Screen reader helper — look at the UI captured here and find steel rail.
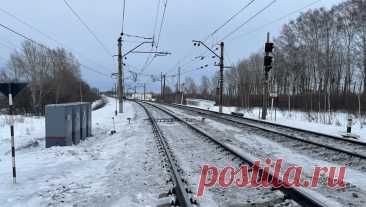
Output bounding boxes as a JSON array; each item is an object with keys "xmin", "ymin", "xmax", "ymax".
[
  {"xmin": 171, "ymin": 103, "xmax": 366, "ymax": 146},
  {"xmin": 144, "ymin": 101, "xmax": 331, "ymax": 207},
  {"xmin": 165, "ymin": 104, "xmax": 366, "ymax": 160},
  {"xmin": 137, "ymin": 101, "xmax": 194, "ymax": 207}
]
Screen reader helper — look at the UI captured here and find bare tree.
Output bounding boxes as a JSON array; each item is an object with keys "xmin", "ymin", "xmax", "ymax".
[
  {"xmin": 184, "ymin": 77, "xmax": 198, "ymax": 97},
  {"xmin": 199, "ymin": 0, "xmax": 365, "ymax": 115},
  {"xmin": 3, "ymin": 40, "xmax": 99, "ymax": 114},
  {"xmin": 199, "ymin": 76, "xmax": 211, "ymax": 99}
]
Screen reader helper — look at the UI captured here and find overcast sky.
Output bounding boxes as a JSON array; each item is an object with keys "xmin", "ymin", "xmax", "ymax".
[{"xmin": 0, "ymin": 0, "xmax": 344, "ymax": 92}]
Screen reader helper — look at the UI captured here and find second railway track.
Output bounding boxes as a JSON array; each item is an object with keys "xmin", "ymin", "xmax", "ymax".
[
  {"xmin": 161, "ymin": 103, "xmax": 366, "ymax": 171},
  {"xmin": 137, "ymin": 101, "xmax": 346, "ymax": 207}
]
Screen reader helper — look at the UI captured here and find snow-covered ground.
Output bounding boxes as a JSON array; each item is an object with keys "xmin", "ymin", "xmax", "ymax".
[
  {"xmin": 0, "ymin": 98, "xmax": 166, "ymax": 207},
  {"xmin": 162, "ymin": 103, "xmax": 366, "ymax": 206},
  {"xmin": 1, "ymin": 97, "xmax": 364, "ymax": 206},
  {"xmin": 186, "ymin": 99, "xmax": 366, "ymax": 141}
]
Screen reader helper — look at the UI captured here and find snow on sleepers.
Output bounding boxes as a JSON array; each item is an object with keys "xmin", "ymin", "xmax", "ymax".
[{"xmin": 145, "ymin": 101, "xmax": 336, "ymax": 207}]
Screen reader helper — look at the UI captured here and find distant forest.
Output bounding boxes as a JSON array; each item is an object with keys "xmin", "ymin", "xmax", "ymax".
[
  {"xmin": 165, "ymin": 0, "xmax": 365, "ymax": 114},
  {"xmin": 0, "ymin": 41, "xmax": 100, "ymax": 114}
]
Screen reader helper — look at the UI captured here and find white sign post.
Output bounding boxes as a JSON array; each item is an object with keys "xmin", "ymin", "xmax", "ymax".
[{"xmin": 0, "ymin": 82, "xmax": 28, "ymax": 184}]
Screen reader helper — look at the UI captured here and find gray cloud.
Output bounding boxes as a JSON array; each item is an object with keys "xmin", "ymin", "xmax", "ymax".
[{"xmin": 0, "ymin": 0, "xmax": 344, "ymax": 92}]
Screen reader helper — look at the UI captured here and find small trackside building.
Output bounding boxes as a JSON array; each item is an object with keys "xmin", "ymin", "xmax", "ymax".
[{"xmin": 45, "ymin": 102, "xmax": 92, "ymax": 148}]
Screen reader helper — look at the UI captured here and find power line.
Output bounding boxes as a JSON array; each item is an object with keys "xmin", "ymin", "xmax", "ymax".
[
  {"xmin": 140, "ymin": 54, "xmax": 155, "ymax": 73},
  {"xmin": 0, "ymin": 22, "xmax": 110, "ymax": 78},
  {"xmin": 169, "ymin": 0, "xmax": 315, "ymax": 79},
  {"xmin": 155, "ymin": 0, "xmax": 168, "ymax": 50},
  {"xmin": 0, "ymin": 23, "xmax": 45, "ymax": 48},
  {"xmin": 166, "ymin": 37, "xmax": 218, "ymax": 76},
  {"xmin": 164, "ymin": 1, "xmax": 276, "ymax": 79},
  {"xmin": 0, "ymin": 7, "xmax": 113, "ymax": 71},
  {"xmin": 181, "ymin": 68, "xmax": 201, "ymax": 75},
  {"xmin": 205, "ymin": 0, "xmax": 256, "ymax": 40},
  {"xmin": 152, "ymin": 0, "xmax": 162, "ymax": 41},
  {"xmin": 165, "ymin": 0, "xmax": 275, "ymax": 79},
  {"xmin": 79, "ymin": 63, "xmax": 110, "ymax": 77},
  {"xmin": 121, "ymin": 0, "xmax": 166, "ymax": 77},
  {"xmin": 168, "ymin": 2, "xmax": 233, "ymax": 76},
  {"xmin": 63, "ymin": 0, "xmax": 113, "ymax": 57},
  {"xmin": 225, "ymin": 49, "xmax": 235, "ymax": 66},
  {"xmin": 123, "ymin": 33, "xmax": 151, "ymax": 39},
  {"xmin": 228, "ymin": 0, "xmax": 322, "ymax": 41},
  {"xmin": 121, "ymin": 0, "xmax": 126, "ymax": 34},
  {"xmin": 171, "ymin": 44, "xmax": 228, "ymax": 77},
  {"xmin": 178, "ymin": 0, "xmax": 314, "ymax": 78},
  {"xmin": 0, "ymin": 7, "xmax": 60, "ymax": 45},
  {"xmin": 139, "ymin": 0, "xmax": 162, "ymax": 74},
  {"xmin": 123, "ymin": 39, "xmax": 145, "ymax": 44},
  {"xmin": 219, "ymin": 0, "xmax": 277, "ymax": 42},
  {"xmin": 166, "ymin": 21, "xmax": 220, "ymax": 76},
  {"xmin": 139, "ymin": 0, "xmax": 168, "ymax": 75},
  {"xmin": 166, "ymin": 48, "xmax": 210, "ymax": 76}
]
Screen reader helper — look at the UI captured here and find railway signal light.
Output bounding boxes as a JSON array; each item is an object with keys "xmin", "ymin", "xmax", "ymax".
[
  {"xmin": 265, "ymin": 42, "xmax": 274, "ymax": 53},
  {"xmin": 262, "ymin": 32, "xmax": 273, "ymax": 120},
  {"xmin": 264, "ymin": 55, "xmax": 273, "ymax": 72},
  {"xmin": 264, "ymin": 41, "xmax": 274, "ymax": 72}
]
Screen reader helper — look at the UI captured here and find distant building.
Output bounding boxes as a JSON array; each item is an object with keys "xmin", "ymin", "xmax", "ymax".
[{"xmin": 130, "ymin": 93, "xmax": 153, "ymax": 101}]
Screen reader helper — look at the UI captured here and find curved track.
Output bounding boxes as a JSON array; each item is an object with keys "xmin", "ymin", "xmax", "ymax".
[{"xmin": 139, "ymin": 101, "xmax": 335, "ymax": 207}]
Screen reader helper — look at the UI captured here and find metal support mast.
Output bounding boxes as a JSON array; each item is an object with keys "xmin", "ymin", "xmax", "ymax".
[
  {"xmin": 178, "ymin": 67, "xmax": 181, "ymax": 93},
  {"xmin": 219, "ymin": 42, "xmax": 224, "ymax": 113},
  {"xmin": 192, "ymin": 40, "xmax": 228, "ymax": 113},
  {"xmin": 117, "ymin": 37, "xmax": 124, "ymax": 113},
  {"xmin": 161, "ymin": 72, "xmax": 163, "ymax": 100},
  {"xmin": 177, "ymin": 67, "xmax": 181, "ymax": 103},
  {"xmin": 143, "ymin": 83, "xmax": 146, "ymax": 101},
  {"xmin": 163, "ymin": 74, "xmax": 166, "ymax": 101}
]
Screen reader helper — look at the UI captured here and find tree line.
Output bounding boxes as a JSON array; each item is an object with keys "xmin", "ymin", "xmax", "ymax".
[
  {"xmin": 0, "ymin": 41, "xmax": 100, "ymax": 114},
  {"xmin": 179, "ymin": 0, "xmax": 365, "ymax": 115}
]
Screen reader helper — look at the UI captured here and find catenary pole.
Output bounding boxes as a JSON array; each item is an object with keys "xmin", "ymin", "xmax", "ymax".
[
  {"xmin": 117, "ymin": 37, "xmax": 124, "ymax": 113},
  {"xmin": 163, "ymin": 74, "xmax": 166, "ymax": 101},
  {"xmin": 219, "ymin": 42, "xmax": 224, "ymax": 113}
]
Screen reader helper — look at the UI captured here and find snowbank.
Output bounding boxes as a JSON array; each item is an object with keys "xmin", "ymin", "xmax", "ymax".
[
  {"xmin": 185, "ymin": 99, "xmax": 366, "ymax": 141},
  {"xmin": 92, "ymin": 96, "xmax": 108, "ymax": 110},
  {"xmin": 0, "ymin": 98, "xmax": 164, "ymax": 207}
]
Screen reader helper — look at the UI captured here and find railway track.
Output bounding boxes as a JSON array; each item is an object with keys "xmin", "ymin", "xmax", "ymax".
[
  {"xmin": 139, "ymin": 101, "xmax": 334, "ymax": 207},
  {"xmin": 137, "ymin": 102, "xmax": 197, "ymax": 207},
  {"xmin": 159, "ymin": 103, "xmax": 366, "ymax": 170}
]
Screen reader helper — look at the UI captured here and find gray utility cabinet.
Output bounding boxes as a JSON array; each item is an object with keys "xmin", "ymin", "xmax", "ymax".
[
  {"xmin": 79, "ymin": 103, "xmax": 88, "ymax": 140},
  {"xmin": 87, "ymin": 103, "xmax": 92, "ymax": 137},
  {"xmin": 72, "ymin": 104, "xmax": 81, "ymax": 145},
  {"xmin": 45, "ymin": 104, "xmax": 73, "ymax": 148},
  {"xmin": 45, "ymin": 102, "xmax": 92, "ymax": 148}
]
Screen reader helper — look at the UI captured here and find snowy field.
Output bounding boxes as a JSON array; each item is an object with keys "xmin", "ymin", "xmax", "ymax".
[
  {"xmin": 186, "ymin": 99, "xmax": 366, "ymax": 141},
  {"xmin": 0, "ymin": 98, "xmax": 165, "ymax": 207}
]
